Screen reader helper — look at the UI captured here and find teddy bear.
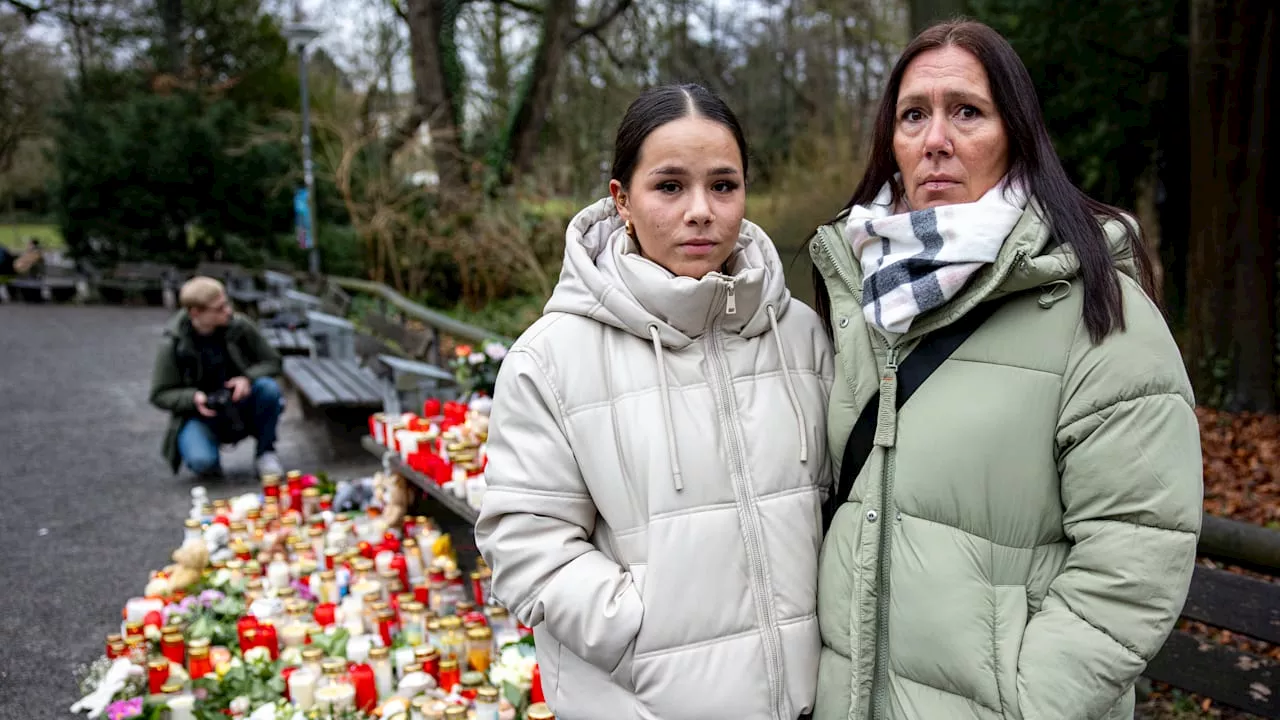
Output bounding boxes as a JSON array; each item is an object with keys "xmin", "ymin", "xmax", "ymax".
[
  {"xmin": 374, "ymin": 470, "xmax": 411, "ymax": 533},
  {"xmin": 163, "ymin": 537, "xmax": 209, "ymax": 594}
]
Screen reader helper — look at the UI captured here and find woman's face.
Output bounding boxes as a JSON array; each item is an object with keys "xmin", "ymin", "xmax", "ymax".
[
  {"xmin": 610, "ymin": 116, "xmax": 745, "ymax": 279},
  {"xmin": 893, "ymin": 45, "xmax": 1009, "ymax": 209}
]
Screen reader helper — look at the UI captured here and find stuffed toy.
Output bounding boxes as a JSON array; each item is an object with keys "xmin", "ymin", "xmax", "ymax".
[
  {"xmin": 164, "ymin": 537, "xmax": 210, "ymax": 594},
  {"xmin": 374, "ymin": 471, "xmax": 411, "ymax": 532}
]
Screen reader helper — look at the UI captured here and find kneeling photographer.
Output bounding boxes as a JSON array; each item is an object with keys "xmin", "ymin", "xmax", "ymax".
[{"xmin": 149, "ymin": 276, "xmax": 285, "ymax": 479}]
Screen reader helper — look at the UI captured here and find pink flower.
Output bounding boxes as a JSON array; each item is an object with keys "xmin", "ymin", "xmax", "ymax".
[{"xmin": 105, "ymin": 697, "xmax": 143, "ymax": 720}]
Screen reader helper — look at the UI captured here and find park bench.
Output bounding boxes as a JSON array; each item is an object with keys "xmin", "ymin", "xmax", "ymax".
[
  {"xmin": 2, "ymin": 274, "xmax": 84, "ymax": 303},
  {"xmin": 1140, "ymin": 518, "xmax": 1280, "ymax": 717},
  {"xmin": 94, "ymin": 262, "xmax": 180, "ymax": 307},
  {"xmin": 259, "ymin": 326, "xmax": 315, "ymax": 357},
  {"xmin": 369, "ymin": 353, "xmax": 457, "ymax": 415},
  {"xmin": 282, "ymin": 356, "xmax": 384, "ymax": 410},
  {"xmin": 196, "ymin": 262, "xmax": 269, "ymax": 314}
]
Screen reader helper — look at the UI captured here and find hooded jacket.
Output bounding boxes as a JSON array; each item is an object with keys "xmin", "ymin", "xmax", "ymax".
[
  {"xmin": 475, "ymin": 197, "xmax": 835, "ymax": 720},
  {"xmin": 149, "ymin": 311, "xmax": 282, "ymax": 473},
  {"xmin": 809, "ymin": 201, "xmax": 1202, "ymax": 720}
]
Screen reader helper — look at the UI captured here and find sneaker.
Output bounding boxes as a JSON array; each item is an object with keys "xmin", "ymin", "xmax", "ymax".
[
  {"xmin": 195, "ymin": 465, "xmax": 226, "ymax": 481},
  {"xmin": 255, "ymin": 452, "xmax": 283, "ymax": 478}
]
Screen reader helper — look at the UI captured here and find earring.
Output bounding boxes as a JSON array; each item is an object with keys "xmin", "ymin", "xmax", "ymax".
[{"xmin": 625, "ymin": 220, "xmax": 636, "ymax": 239}]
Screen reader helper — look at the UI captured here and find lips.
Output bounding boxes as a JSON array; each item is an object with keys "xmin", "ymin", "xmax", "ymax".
[
  {"xmin": 679, "ymin": 239, "xmax": 718, "ymax": 255},
  {"xmin": 919, "ymin": 175, "xmax": 960, "ymax": 192}
]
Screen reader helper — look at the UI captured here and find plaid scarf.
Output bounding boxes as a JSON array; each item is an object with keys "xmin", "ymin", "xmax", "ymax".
[{"xmin": 848, "ymin": 177, "xmax": 1027, "ymax": 337}]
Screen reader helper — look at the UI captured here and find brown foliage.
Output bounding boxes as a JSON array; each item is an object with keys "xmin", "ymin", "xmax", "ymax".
[{"xmin": 1197, "ymin": 408, "xmax": 1280, "ymax": 529}]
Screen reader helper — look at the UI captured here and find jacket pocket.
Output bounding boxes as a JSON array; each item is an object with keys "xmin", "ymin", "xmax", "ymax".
[
  {"xmin": 608, "ymin": 563, "xmax": 646, "ymax": 693},
  {"xmin": 532, "ymin": 625, "xmax": 563, "ymax": 707},
  {"xmin": 992, "ymin": 585, "xmax": 1029, "ymax": 720}
]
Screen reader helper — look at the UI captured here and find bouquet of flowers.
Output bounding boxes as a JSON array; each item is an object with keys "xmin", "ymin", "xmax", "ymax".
[{"xmin": 448, "ymin": 340, "xmax": 509, "ymax": 399}]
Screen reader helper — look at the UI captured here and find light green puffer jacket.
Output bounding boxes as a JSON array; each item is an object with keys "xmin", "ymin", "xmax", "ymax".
[{"xmin": 809, "ymin": 201, "xmax": 1203, "ymax": 720}]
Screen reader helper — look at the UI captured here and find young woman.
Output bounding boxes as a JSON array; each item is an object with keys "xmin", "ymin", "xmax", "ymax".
[
  {"xmin": 475, "ymin": 84, "xmax": 834, "ymax": 720},
  {"xmin": 810, "ymin": 21, "xmax": 1202, "ymax": 720}
]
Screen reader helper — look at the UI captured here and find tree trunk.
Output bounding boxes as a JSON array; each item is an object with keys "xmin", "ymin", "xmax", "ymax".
[
  {"xmin": 500, "ymin": 0, "xmax": 574, "ymax": 185},
  {"xmin": 159, "ymin": 0, "xmax": 183, "ymax": 76},
  {"xmin": 908, "ymin": 0, "xmax": 966, "ymax": 36},
  {"xmin": 1185, "ymin": 0, "xmax": 1277, "ymax": 412},
  {"xmin": 402, "ymin": 0, "xmax": 466, "ymax": 195}
]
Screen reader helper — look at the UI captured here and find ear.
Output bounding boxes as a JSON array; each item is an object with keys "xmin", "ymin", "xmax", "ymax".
[{"xmin": 609, "ymin": 179, "xmax": 631, "ymax": 223}]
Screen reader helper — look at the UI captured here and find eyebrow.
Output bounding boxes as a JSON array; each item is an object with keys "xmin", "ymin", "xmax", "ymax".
[
  {"xmin": 896, "ymin": 89, "xmax": 991, "ymax": 109},
  {"xmin": 647, "ymin": 165, "xmax": 741, "ymax": 177}
]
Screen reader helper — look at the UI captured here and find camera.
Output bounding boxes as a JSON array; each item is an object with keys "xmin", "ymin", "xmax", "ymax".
[{"xmin": 203, "ymin": 387, "xmax": 245, "ymax": 435}]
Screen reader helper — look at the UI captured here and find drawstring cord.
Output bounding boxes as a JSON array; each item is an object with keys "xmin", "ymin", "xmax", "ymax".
[
  {"xmin": 767, "ymin": 305, "xmax": 809, "ymax": 463},
  {"xmin": 648, "ymin": 324, "xmax": 684, "ymax": 491}
]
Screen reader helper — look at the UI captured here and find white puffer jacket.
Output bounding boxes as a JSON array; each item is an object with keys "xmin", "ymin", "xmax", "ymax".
[{"xmin": 475, "ymin": 198, "xmax": 834, "ymax": 720}]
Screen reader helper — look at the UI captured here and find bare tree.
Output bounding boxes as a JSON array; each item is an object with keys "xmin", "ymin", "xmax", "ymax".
[{"xmin": 0, "ymin": 13, "xmax": 61, "ymax": 174}]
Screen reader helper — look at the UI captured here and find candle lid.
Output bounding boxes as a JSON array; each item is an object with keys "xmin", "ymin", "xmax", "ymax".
[
  {"xmin": 402, "ymin": 601, "xmax": 425, "ymax": 613},
  {"xmin": 403, "ymin": 538, "xmax": 417, "ymax": 548},
  {"xmin": 526, "ymin": 703, "xmax": 555, "ymax": 719},
  {"xmin": 148, "ymin": 658, "xmax": 169, "ymax": 670},
  {"xmin": 187, "ymin": 637, "xmax": 210, "ymax": 649},
  {"xmin": 444, "ymin": 707, "xmax": 466, "ymax": 719},
  {"xmin": 161, "ymin": 632, "xmax": 184, "ymax": 643},
  {"xmin": 414, "ymin": 646, "xmax": 439, "ymax": 660},
  {"xmin": 262, "ymin": 474, "xmax": 281, "ymax": 486},
  {"xmin": 476, "ymin": 686, "xmax": 499, "ymax": 701},
  {"xmin": 487, "ymin": 606, "xmax": 509, "ymax": 618},
  {"xmin": 439, "ymin": 616, "xmax": 462, "ymax": 629},
  {"xmin": 302, "ymin": 647, "xmax": 324, "ymax": 660},
  {"xmin": 438, "ymin": 658, "xmax": 458, "ymax": 670},
  {"xmin": 368, "ymin": 646, "xmax": 390, "ymax": 659},
  {"xmin": 466, "ymin": 626, "xmax": 492, "ymax": 640},
  {"xmin": 404, "ymin": 662, "xmax": 423, "ymax": 674},
  {"xmin": 125, "ymin": 636, "xmax": 144, "ymax": 647},
  {"xmin": 377, "ymin": 608, "xmax": 395, "ymax": 621},
  {"xmin": 303, "ymin": 487, "xmax": 319, "ymax": 498},
  {"xmin": 124, "ymin": 620, "xmax": 143, "ymax": 630},
  {"xmin": 455, "ymin": 601, "xmax": 475, "ymax": 614},
  {"xmin": 160, "ymin": 682, "xmax": 184, "ymax": 694},
  {"xmin": 184, "ymin": 519, "xmax": 201, "ymax": 529},
  {"xmin": 286, "ymin": 470, "xmax": 302, "ymax": 480},
  {"xmin": 321, "ymin": 658, "xmax": 346, "ymax": 674},
  {"xmin": 106, "ymin": 633, "xmax": 123, "ymax": 643}
]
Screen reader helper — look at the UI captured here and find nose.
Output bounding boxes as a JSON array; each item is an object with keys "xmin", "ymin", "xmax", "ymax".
[
  {"xmin": 685, "ymin": 187, "xmax": 714, "ymax": 225},
  {"xmin": 923, "ymin": 115, "xmax": 952, "ymax": 158}
]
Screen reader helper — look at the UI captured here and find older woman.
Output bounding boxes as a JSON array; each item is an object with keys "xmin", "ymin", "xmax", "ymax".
[{"xmin": 810, "ymin": 20, "xmax": 1202, "ymax": 720}]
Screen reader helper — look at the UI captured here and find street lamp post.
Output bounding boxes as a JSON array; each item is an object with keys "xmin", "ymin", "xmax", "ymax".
[{"xmin": 284, "ymin": 21, "xmax": 323, "ymax": 275}]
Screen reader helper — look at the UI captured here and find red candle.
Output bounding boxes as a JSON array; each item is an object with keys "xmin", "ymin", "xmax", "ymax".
[
  {"xmin": 143, "ymin": 610, "xmax": 164, "ymax": 629},
  {"xmin": 423, "ymin": 398, "xmax": 441, "ymax": 417},
  {"xmin": 160, "ymin": 635, "xmax": 185, "ymax": 665},
  {"xmin": 348, "ymin": 663, "xmax": 378, "ymax": 711},
  {"xmin": 236, "ymin": 616, "xmax": 260, "ymax": 649},
  {"xmin": 280, "ymin": 665, "xmax": 297, "ymax": 702},
  {"xmin": 391, "ymin": 555, "xmax": 408, "ymax": 589},
  {"xmin": 147, "ymin": 660, "xmax": 170, "ymax": 694},
  {"xmin": 358, "ymin": 541, "xmax": 374, "ymax": 560},
  {"xmin": 382, "ymin": 532, "xmax": 401, "ymax": 553},
  {"xmin": 377, "ymin": 615, "xmax": 394, "ymax": 646},
  {"xmin": 257, "ymin": 624, "xmax": 279, "ymax": 660},
  {"xmin": 531, "ymin": 663, "xmax": 545, "ymax": 703},
  {"xmin": 241, "ymin": 628, "xmax": 259, "ymax": 654},
  {"xmin": 413, "ymin": 583, "xmax": 430, "ymax": 605},
  {"xmin": 314, "ymin": 603, "xmax": 337, "ymax": 627},
  {"xmin": 188, "ymin": 649, "xmax": 212, "ymax": 679}
]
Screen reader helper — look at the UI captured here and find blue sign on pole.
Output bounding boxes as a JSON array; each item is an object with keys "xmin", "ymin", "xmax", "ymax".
[{"xmin": 294, "ymin": 187, "xmax": 312, "ymax": 249}]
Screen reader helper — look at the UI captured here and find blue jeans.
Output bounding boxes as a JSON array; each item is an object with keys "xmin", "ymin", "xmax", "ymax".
[{"xmin": 178, "ymin": 377, "xmax": 283, "ymax": 474}]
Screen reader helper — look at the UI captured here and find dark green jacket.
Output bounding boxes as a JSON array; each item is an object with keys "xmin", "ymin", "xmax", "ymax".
[{"xmin": 150, "ymin": 311, "xmax": 282, "ymax": 473}]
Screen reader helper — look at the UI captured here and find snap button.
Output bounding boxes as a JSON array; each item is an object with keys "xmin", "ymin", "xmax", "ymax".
[
  {"xmin": 839, "ymin": 317, "xmax": 849, "ymax": 328},
  {"xmin": 896, "ymin": 512, "xmax": 902, "ymax": 522},
  {"xmin": 866, "ymin": 509, "xmax": 878, "ymax": 522}
]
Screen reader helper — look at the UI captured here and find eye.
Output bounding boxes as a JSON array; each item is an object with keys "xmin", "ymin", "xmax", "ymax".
[
  {"xmin": 901, "ymin": 108, "xmax": 925, "ymax": 123},
  {"xmin": 657, "ymin": 181, "xmax": 681, "ymax": 194},
  {"xmin": 957, "ymin": 105, "xmax": 981, "ymax": 119},
  {"xmin": 712, "ymin": 180, "xmax": 740, "ymax": 193}
]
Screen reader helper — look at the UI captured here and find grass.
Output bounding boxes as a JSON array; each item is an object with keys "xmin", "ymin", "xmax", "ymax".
[{"xmin": 0, "ymin": 223, "xmax": 65, "ymax": 251}]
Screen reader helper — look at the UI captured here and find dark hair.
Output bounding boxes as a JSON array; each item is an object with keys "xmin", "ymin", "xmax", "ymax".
[
  {"xmin": 813, "ymin": 20, "xmax": 1156, "ymax": 343},
  {"xmin": 611, "ymin": 83, "xmax": 749, "ymax": 189}
]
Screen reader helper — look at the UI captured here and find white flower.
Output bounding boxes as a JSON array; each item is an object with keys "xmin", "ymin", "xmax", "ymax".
[
  {"xmin": 279, "ymin": 646, "xmax": 303, "ymax": 667},
  {"xmin": 209, "ymin": 569, "xmax": 231, "ymax": 588},
  {"xmin": 229, "ymin": 695, "xmax": 251, "ymax": 716},
  {"xmin": 243, "ymin": 646, "xmax": 271, "ymax": 665},
  {"xmin": 468, "ymin": 352, "xmax": 487, "ymax": 366},
  {"xmin": 483, "ymin": 342, "xmax": 507, "ymax": 361}
]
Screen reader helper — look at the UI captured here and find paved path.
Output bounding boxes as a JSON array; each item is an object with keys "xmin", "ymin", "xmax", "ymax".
[{"xmin": 0, "ymin": 305, "xmax": 379, "ymax": 719}]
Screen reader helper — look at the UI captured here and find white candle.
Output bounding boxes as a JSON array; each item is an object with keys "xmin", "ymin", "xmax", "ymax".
[
  {"xmin": 347, "ymin": 634, "xmax": 372, "ymax": 664},
  {"xmin": 267, "ymin": 559, "xmax": 291, "ymax": 591},
  {"xmin": 167, "ymin": 693, "xmax": 196, "ymax": 720},
  {"xmin": 373, "ymin": 659, "xmax": 394, "ymax": 699},
  {"xmin": 281, "ymin": 623, "xmax": 308, "ymax": 648},
  {"xmin": 393, "ymin": 646, "xmax": 416, "ymax": 677},
  {"xmin": 288, "ymin": 668, "xmax": 317, "ymax": 710},
  {"xmin": 375, "ymin": 550, "xmax": 395, "ymax": 576},
  {"xmin": 315, "ymin": 684, "xmax": 354, "ymax": 712}
]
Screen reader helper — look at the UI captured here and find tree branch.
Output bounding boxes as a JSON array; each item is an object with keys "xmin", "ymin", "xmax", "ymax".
[
  {"xmin": 3, "ymin": 0, "xmax": 50, "ymax": 22},
  {"xmin": 584, "ymin": 27, "xmax": 627, "ymax": 70},
  {"xmin": 461, "ymin": 0, "xmax": 542, "ymax": 14},
  {"xmin": 565, "ymin": 0, "xmax": 630, "ymax": 45}
]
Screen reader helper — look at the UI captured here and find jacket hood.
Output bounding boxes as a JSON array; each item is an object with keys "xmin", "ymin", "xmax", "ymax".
[{"xmin": 544, "ymin": 197, "xmax": 793, "ymax": 349}]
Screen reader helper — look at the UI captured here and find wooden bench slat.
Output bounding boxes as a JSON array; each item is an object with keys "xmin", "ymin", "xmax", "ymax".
[
  {"xmin": 283, "ymin": 357, "xmax": 339, "ymax": 405},
  {"xmin": 305, "ymin": 359, "xmax": 365, "ymax": 405},
  {"xmin": 1183, "ymin": 565, "xmax": 1280, "ymax": 645},
  {"xmin": 1145, "ymin": 629, "xmax": 1279, "ymax": 717}
]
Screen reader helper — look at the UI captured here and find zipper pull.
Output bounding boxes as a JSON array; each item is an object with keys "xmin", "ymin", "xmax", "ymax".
[
  {"xmin": 725, "ymin": 281, "xmax": 737, "ymax": 315},
  {"xmin": 874, "ymin": 347, "xmax": 899, "ymax": 448}
]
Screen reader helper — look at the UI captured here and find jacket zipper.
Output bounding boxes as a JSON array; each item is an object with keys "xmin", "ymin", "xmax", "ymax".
[
  {"xmin": 870, "ymin": 339, "xmax": 899, "ymax": 720},
  {"xmin": 814, "ymin": 226, "xmax": 900, "ymax": 720},
  {"xmin": 707, "ymin": 282, "xmax": 787, "ymax": 720},
  {"xmin": 725, "ymin": 278, "xmax": 737, "ymax": 315}
]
